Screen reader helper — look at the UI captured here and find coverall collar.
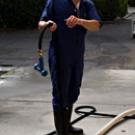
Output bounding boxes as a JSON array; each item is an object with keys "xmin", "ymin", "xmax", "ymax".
[{"xmin": 69, "ymin": 0, "xmax": 83, "ymax": 9}]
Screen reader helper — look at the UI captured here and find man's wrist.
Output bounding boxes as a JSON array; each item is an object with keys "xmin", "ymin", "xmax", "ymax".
[{"xmin": 77, "ymin": 18, "xmax": 83, "ymax": 26}]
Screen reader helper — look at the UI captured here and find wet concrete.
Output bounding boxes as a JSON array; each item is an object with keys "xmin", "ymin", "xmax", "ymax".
[
  {"xmin": 0, "ymin": 67, "xmax": 135, "ymax": 135},
  {"xmin": 0, "ymin": 20, "xmax": 135, "ymax": 69}
]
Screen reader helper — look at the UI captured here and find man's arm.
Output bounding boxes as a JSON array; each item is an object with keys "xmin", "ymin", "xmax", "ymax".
[
  {"xmin": 65, "ymin": 15, "xmax": 101, "ymax": 32},
  {"xmin": 79, "ymin": 0, "xmax": 102, "ymax": 31},
  {"xmin": 77, "ymin": 18, "xmax": 101, "ymax": 32},
  {"xmin": 38, "ymin": 0, "xmax": 57, "ymax": 32},
  {"xmin": 38, "ymin": 20, "xmax": 57, "ymax": 32}
]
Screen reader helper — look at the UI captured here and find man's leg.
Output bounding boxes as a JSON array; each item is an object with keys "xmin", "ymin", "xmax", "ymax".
[
  {"xmin": 53, "ymin": 107, "xmax": 69, "ymax": 135},
  {"xmin": 68, "ymin": 61, "xmax": 84, "ymax": 134},
  {"xmin": 49, "ymin": 48, "xmax": 72, "ymax": 135},
  {"xmin": 48, "ymin": 46, "xmax": 67, "ymax": 135},
  {"xmin": 68, "ymin": 106, "xmax": 83, "ymax": 134}
]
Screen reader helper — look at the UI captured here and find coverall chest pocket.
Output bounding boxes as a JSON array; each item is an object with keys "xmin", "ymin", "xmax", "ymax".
[{"xmin": 79, "ymin": 5, "xmax": 87, "ymax": 19}]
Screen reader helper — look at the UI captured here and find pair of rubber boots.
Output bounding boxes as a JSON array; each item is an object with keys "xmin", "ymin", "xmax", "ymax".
[{"xmin": 53, "ymin": 106, "xmax": 83, "ymax": 135}]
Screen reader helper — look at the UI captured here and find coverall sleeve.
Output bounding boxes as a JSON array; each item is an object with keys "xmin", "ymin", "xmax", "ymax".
[
  {"xmin": 85, "ymin": 0, "xmax": 101, "ymax": 21},
  {"xmin": 40, "ymin": 0, "xmax": 53, "ymax": 21}
]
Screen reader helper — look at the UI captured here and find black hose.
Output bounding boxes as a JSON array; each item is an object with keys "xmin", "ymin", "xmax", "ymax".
[
  {"xmin": 46, "ymin": 105, "xmax": 135, "ymax": 135},
  {"xmin": 38, "ymin": 23, "xmax": 53, "ymax": 50}
]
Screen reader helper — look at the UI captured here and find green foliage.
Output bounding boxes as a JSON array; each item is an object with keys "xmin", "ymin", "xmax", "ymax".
[
  {"xmin": 0, "ymin": 0, "xmax": 46, "ymax": 28},
  {"xmin": 117, "ymin": 0, "xmax": 128, "ymax": 17},
  {"xmin": 129, "ymin": 0, "xmax": 135, "ymax": 7},
  {"xmin": 93, "ymin": 0, "xmax": 128, "ymax": 21},
  {"xmin": 93, "ymin": 0, "xmax": 116, "ymax": 21},
  {"xmin": 0, "ymin": 0, "xmax": 128, "ymax": 28}
]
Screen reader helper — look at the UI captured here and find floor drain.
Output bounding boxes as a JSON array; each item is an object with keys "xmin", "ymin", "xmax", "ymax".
[
  {"xmin": 0, "ymin": 71, "xmax": 8, "ymax": 76},
  {"xmin": 0, "ymin": 64, "xmax": 13, "ymax": 67},
  {"xmin": 0, "ymin": 65, "xmax": 14, "ymax": 77}
]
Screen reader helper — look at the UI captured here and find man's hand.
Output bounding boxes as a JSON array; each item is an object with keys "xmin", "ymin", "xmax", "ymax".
[
  {"xmin": 65, "ymin": 15, "xmax": 79, "ymax": 28},
  {"xmin": 38, "ymin": 20, "xmax": 57, "ymax": 32}
]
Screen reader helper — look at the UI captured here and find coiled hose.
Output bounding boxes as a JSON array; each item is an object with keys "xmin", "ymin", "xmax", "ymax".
[{"xmin": 46, "ymin": 106, "xmax": 135, "ymax": 135}]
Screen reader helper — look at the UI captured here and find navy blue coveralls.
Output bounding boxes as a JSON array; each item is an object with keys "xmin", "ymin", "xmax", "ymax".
[{"xmin": 40, "ymin": 0, "xmax": 100, "ymax": 110}]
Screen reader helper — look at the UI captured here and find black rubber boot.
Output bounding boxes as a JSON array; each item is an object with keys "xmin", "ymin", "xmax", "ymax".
[
  {"xmin": 53, "ymin": 108, "xmax": 69, "ymax": 135},
  {"xmin": 68, "ymin": 106, "xmax": 84, "ymax": 135}
]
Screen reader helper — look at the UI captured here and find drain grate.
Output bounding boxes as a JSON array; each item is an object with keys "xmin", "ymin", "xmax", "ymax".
[
  {"xmin": 0, "ymin": 71, "xmax": 8, "ymax": 76},
  {"xmin": 0, "ymin": 65, "xmax": 14, "ymax": 77}
]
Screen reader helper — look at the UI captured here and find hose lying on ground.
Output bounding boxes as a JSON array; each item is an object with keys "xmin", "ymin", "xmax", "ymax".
[
  {"xmin": 95, "ymin": 108, "xmax": 135, "ymax": 135},
  {"xmin": 46, "ymin": 106, "xmax": 135, "ymax": 135}
]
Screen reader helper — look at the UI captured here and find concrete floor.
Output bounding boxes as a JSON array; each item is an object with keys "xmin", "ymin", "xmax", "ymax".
[{"xmin": 0, "ymin": 67, "xmax": 135, "ymax": 135}]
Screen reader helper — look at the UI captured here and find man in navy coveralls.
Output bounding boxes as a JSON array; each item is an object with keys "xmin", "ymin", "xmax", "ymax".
[{"xmin": 38, "ymin": 0, "xmax": 101, "ymax": 134}]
